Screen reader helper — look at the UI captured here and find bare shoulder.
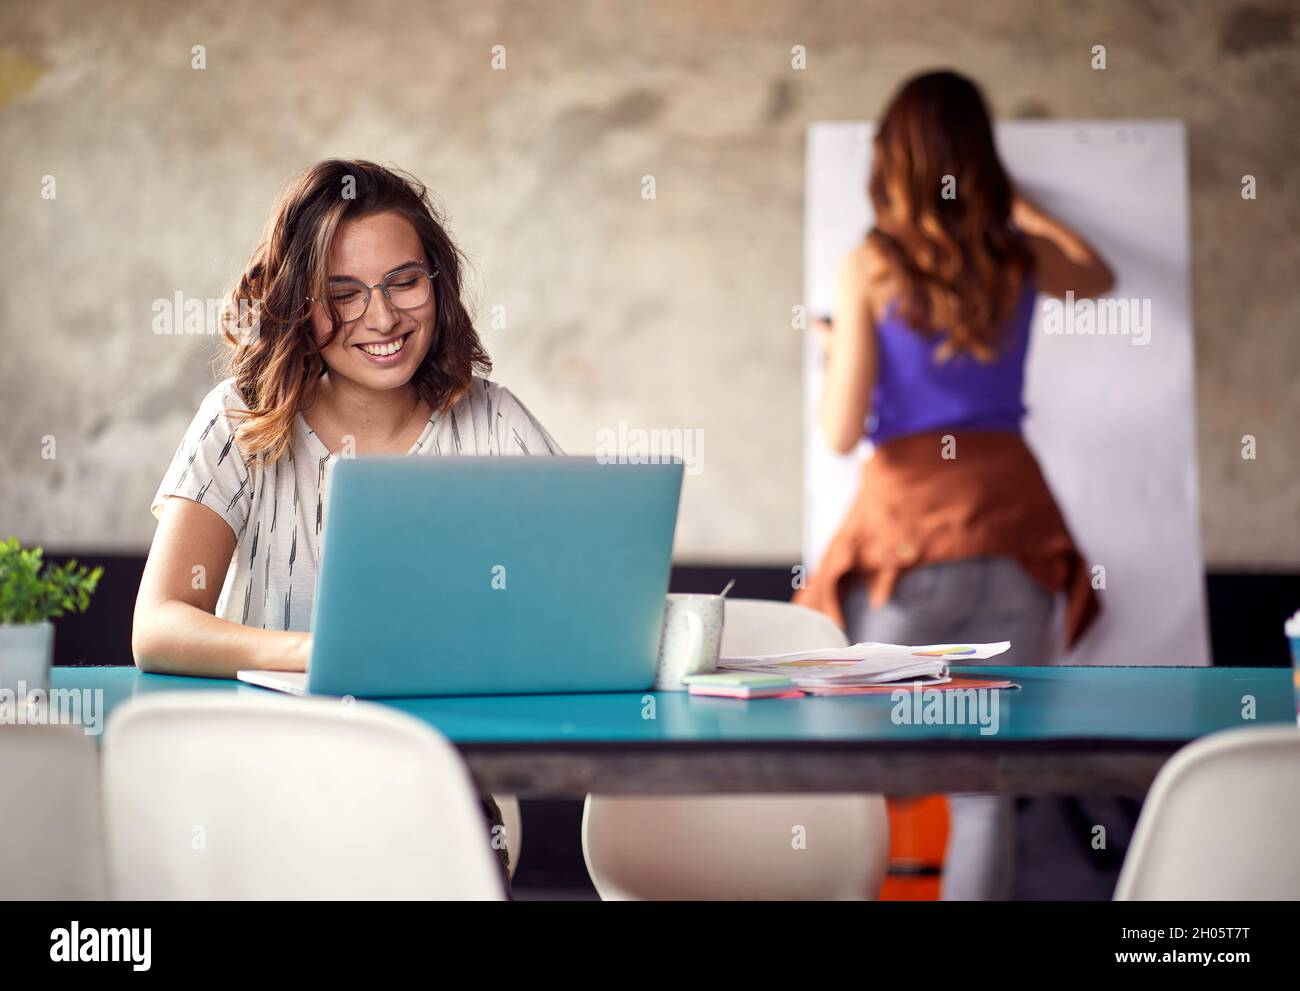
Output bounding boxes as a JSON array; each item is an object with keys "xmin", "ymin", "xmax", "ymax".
[
  {"xmin": 849, "ymin": 238, "xmax": 895, "ymax": 288},
  {"xmin": 836, "ymin": 239, "xmax": 893, "ymax": 322}
]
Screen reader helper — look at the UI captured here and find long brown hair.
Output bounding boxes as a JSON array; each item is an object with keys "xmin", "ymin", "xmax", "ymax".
[
  {"xmin": 217, "ymin": 159, "xmax": 490, "ymax": 463},
  {"xmin": 868, "ymin": 71, "xmax": 1034, "ymax": 361}
]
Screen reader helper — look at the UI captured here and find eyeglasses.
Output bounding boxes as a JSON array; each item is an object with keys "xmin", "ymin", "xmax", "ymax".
[{"xmin": 307, "ymin": 265, "xmax": 436, "ymax": 323}]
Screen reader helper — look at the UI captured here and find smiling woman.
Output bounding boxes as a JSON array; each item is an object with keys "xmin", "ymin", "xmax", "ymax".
[
  {"xmin": 221, "ymin": 159, "xmax": 504, "ymax": 465},
  {"xmin": 128, "ymin": 163, "xmax": 544, "ymax": 894},
  {"xmin": 132, "ymin": 160, "xmax": 562, "ymax": 681}
]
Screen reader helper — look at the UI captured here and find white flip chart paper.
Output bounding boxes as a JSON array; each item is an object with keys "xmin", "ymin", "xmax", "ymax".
[{"xmin": 803, "ymin": 120, "xmax": 1209, "ymax": 665}]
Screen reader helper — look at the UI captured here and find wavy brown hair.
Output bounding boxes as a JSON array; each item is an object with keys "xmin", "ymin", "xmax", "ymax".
[
  {"xmin": 216, "ymin": 159, "xmax": 490, "ymax": 463},
  {"xmin": 867, "ymin": 71, "xmax": 1034, "ymax": 361}
]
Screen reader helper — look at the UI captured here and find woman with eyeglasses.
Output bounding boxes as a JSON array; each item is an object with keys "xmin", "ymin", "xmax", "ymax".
[
  {"xmin": 135, "ymin": 159, "xmax": 560, "ymax": 676},
  {"xmin": 133, "ymin": 160, "xmax": 559, "ymax": 891}
]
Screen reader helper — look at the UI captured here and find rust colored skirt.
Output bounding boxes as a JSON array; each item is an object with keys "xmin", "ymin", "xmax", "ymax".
[{"xmin": 794, "ymin": 430, "xmax": 1099, "ymax": 649}]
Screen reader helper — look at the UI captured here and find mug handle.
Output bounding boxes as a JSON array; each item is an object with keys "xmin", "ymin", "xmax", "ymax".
[{"xmin": 680, "ymin": 609, "xmax": 704, "ymax": 669}]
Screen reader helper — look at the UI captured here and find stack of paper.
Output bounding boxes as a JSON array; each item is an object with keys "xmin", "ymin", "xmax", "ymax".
[
  {"xmin": 718, "ymin": 641, "xmax": 1011, "ymax": 690},
  {"xmin": 682, "ymin": 673, "xmax": 800, "ymax": 699},
  {"xmin": 799, "ymin": 674, "xmax": 1020, "ymax": 697}
]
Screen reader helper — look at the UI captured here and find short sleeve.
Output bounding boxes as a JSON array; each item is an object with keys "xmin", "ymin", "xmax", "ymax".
[
  {"xmin": 493, "ymin": 385, "xmax": 565, "ymax": 456},
  {"xmin": 150, "ymin": 377, "xmax": 255, "ymax": 538}
]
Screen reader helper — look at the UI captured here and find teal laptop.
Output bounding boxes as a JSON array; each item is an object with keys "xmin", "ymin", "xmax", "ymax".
[{"xmin": 237, "ymin": 457, "xmax": 682, "ymax": 697}]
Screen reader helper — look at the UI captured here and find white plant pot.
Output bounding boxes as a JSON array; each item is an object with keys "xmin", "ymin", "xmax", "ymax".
[{"xmin": 0, "ymin": 621, "xmax": 54, "ymax": 695}]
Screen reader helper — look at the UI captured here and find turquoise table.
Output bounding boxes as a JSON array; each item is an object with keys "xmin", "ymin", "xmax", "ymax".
[{"xmin": 54, "ymin": 665, "xmax": 1293, "ymax": 798}]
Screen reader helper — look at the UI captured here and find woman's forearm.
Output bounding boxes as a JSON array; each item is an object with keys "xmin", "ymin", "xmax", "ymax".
[
  {"xmin": 132, "ymin": 598, "xmax": 307, "ymax": 678},
  {"xmin": 1013, "ymin": 195, "xmax": 1103, "ymax": 264},
  {"xmin": 1013, "ymin": 192, "xmax": 1115, "ymax": 297}
]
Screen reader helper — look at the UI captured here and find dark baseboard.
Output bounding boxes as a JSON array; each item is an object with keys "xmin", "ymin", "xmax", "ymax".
[
  {"xmin": 673, "ymin": 564, "xmax": 1299, "ymax": 668},
  {"xmin": 38, "ymin": 553, "xmax": 1299, "ymax": 668},
  {"xmin": 1204, "ymin": 571, "xmax": 1300, "ymax": 666}
]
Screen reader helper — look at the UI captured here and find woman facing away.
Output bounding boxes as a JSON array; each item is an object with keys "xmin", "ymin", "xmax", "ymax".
[
  {"xmin": 133, "ymin": 160, "xmax": 562, "ymax": 889},
  {"xmin": 796, "ymin": 71, "xmax": 1114, "ymax": 900}
]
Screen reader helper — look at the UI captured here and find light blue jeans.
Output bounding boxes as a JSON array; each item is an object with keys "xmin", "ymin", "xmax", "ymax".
[{"xmin": 840, "ymin": 556, "xmax": 1055, "ymax": 901}]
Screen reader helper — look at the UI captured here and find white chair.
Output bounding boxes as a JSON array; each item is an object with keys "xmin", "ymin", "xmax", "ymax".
[
  {"xmin": 582, "ymin": 598, "xmax": 889, "ymax": 900},
  {"xmin": 101, "ymin": 693, "xmax": 504, "ymax": 899},
  {"xmin": 0, "ymin": 724, "xmax": 107, "ymax": 899},
  {"xmin": 495, "ymin": 794, "xmax": 523, "ymax": 879},
  {"xmin": 1115, "ymin": 724, "xmax": 1300, "ymax": 900},
  {"xmin": 716, "ymin": 597, "xmax": 849, "ymax": 656}
]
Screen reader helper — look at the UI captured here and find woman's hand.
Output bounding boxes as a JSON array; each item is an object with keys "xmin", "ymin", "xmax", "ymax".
[
  {"xmin": 811, "ymin": 317, "xmax": 834, "ymax": 362},
  {"xmin": 1011, "ymin": 188, "xmax": 1051, "ymax": 236},
  {"xmin": 276, "ymin": 632, "xmax": 312, "ymax": 672},
  {"xmin": 249, "ymin": 629, "xmax": 311, "ymax": 672},
  {"xmin": 1010, "ymin": 185, "xmax": 1115, "ymax": 299}
]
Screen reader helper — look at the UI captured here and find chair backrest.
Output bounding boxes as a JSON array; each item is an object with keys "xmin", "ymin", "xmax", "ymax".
[
  {"xmin": 721, "ymin": 598, "xmax": 848, "ymax": 655},
  {"xmin": 102, "ymin": 693, "xmax": 504, "ymax": 899},
  {"xmin": 0, "ymin": 724, "xmax": 106, "ymax": 899},
  {"xmin": 1115, "ymin": 725, "xmax": 1300, "ymax": 900},
  {"xmin": 582, "ymin": 598, "xmax": 887, "ymax": 900},
  {"xmin": 582, "ymin": 793, "xmax": 888, "ymax": 900}
]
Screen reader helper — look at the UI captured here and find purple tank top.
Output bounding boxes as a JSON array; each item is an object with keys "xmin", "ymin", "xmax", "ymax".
[{"xmin": 869, "ymin": 278, "xmax": 1037, "ymax": 445}]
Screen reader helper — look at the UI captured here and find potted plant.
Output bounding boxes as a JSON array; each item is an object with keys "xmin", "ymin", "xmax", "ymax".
[{"xmin": 0, "ymin": 537, "xmax": 102, "ymax": 695}]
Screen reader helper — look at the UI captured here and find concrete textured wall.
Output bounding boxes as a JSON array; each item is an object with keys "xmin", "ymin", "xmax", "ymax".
[{"xmin": 1, "ymin": 0, "xmax": 1296, "ymax": 566}]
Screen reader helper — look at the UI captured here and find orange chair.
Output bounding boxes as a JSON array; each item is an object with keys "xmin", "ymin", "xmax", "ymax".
[{"xmin": 879, "ymin": 796, "xmax": 949, "ymax": 900}]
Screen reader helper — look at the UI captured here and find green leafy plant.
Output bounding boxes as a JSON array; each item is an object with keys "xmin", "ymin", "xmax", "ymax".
[{"xmin": 0, "ymin": 537, "xmax": 103, "ymax": 625}]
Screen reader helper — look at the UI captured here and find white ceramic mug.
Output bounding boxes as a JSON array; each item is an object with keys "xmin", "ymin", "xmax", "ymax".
[{"xmin": 654, "ymin": 594, "xmax": 724, "ymax": 691}]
